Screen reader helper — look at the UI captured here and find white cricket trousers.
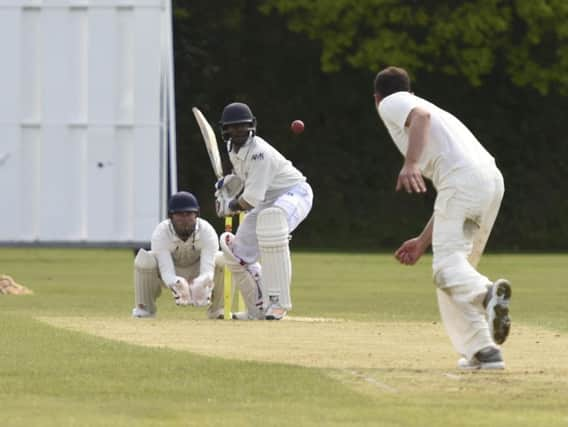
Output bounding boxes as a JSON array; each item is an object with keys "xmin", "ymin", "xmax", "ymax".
[
  {"xmin": 432, "ymin": 165, "xmax": 504, "ymax": 360},
  {"xmin": 232, "ymin": 181, "xmax": 313, "ymax": 264}
]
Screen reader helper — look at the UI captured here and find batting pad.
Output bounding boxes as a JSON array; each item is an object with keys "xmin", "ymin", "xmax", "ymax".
[
  {"xmin": 208, "ymin": 252, "xmax": 226, "ymax": 318},
  {"xmin": 256, "ymin": 207, "xmax": 292, "ymax": 309},
  {"xmin": 220, "ymin": 232, "xmax": 264, "ymax": 318},
  {"xmin": 134, "ymin": 249, "xmax": 162, "ymax": 314}
]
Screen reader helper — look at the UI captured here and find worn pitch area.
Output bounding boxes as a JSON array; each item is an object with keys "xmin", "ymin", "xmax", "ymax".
[{"xmin": 37, "ymin": 316, "xmax": 567, "ymax": 375}]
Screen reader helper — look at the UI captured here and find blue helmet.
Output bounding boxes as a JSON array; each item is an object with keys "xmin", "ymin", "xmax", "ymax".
[
  {"xmin": 168, "ymin": 191, "xmax": 199, "ymax": 214},
  {"xmin": 219, "ymin": 102, "xmax": 256, "ymax": 143}
]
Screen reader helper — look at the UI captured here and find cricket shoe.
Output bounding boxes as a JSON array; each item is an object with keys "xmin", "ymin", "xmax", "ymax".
[
  {"xmin": 485, "ymin": 279, "xmax": 512, "ymax": 345},
  {"xmin": 265, "ymin": 302, "xmax": 287, "ymax": 321},
  {"xmin": 132, "ymin": 306, "xmax": 155, "ymax": 318},
  {"xmin": 457, "ymin": 347, "xmax": 505, "ymax": 370},
  {"xmin": 206, "ymin": 308, "xmax": 257, "ymax": 320},
  {"xmin": 207, "ymin": 308, "xmax": 224, "ymax": 320},
  {"xmin": 231, "ymin": 311, "xmax": 257, "ymax": 320}
]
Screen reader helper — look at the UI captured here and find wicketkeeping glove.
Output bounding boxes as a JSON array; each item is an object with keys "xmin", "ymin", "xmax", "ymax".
[
  {"xmin": 190, "ymin": 275, "xmax": 212, "ymax": 307},
  {"xmin": 170, "ymin": 276, "xmax": 192, "ymax": 306}
]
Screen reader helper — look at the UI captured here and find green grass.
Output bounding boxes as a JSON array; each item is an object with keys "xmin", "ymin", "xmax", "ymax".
[{"xmin": 1, "ymin": 248, "xmax": 567, "ymax": 426}]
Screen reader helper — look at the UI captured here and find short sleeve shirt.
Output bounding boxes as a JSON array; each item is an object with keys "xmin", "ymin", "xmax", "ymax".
[
  {"xmin": 151, "ymin": 217, "xmax": 218, "ymax": 286},
  {"xmin": 228, "ymin": 136, "xmax": 306, "ymax": 206},
  {"xmin": 378, "ymin": 91, "xmax": 495, "ymax": 188}
]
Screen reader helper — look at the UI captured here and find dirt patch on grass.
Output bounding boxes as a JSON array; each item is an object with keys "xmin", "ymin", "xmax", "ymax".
[{"xmin": 37, "ymin": 316, "xmax": 568, "ymax": 374}]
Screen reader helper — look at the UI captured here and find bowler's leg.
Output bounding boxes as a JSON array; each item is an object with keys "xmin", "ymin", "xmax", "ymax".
[
  {"xmin": 468, "ymin": 170, "xmax": 505, "ymax": 269},
  {"xmin": 432, "ymin": 188, "xmax": 495, "ymax": 361},
  {"xmin": 473, "ymin": 171, "xmax": 511, "ymax": 345}
]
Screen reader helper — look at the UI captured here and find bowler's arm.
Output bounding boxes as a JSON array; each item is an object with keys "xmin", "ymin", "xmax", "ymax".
[
  {"xmin": 396, "ymin": 107, "xmax": 430, "ymax": 193},
  {"xmin": 405, "ymin": 107, "xmax": 430, "ymax": 165},
  {"xmin": 418, "ymin": 215, "xmax": 434, "ymax": 248}
]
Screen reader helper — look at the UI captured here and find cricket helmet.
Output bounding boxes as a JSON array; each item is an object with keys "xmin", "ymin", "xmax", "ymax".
[
  {"xmin": 219, "ymin": 102, "xmax": 256, "ymax": 144},
  {"xmin": 168, "ymin": 191, "xmax": 200, "ymax": 214}
]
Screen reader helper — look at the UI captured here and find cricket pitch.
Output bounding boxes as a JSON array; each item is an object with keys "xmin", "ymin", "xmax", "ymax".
[{"xmin": 37, "ymin": 316, "xmax": 567, "ymax": 373}]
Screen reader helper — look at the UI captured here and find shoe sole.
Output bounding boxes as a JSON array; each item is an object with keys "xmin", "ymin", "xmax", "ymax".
[
  {"xmin": 231, "ymin": 311, "xmax": 266, "ymax": 320},
  {"xmin": 264, "ymin": 305, "xmax": 287, "ymax": 321},
  {"xmin": 488, "ymin": 279, "xmax": 512, "ymax": 345},
  {"xmin": 265, "ymin": 311, "xmax": 286, "ymax": 321},
  {"xmin": 457, "ymin": 361, "xmax": 505, "ymax": 370},
  {"xmin": 232, "ymin": 312, "xmax": 250, "ymax": 320},
  {"xmin": 480, "ymin": 361, "xmax": 505, "ymax": 370},
  {"xmin": 457, "ymin": 358, "xmax": 481, "ymax": 370}
]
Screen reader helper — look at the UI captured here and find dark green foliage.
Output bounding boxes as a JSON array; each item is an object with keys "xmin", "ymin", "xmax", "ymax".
[
  {"xmin": 175, "ymin": 1, "xmax": 568, "ymax": 251},
  {"xmin": 262, "ymin": 0, "xmax": 568, "ymax": 94}
]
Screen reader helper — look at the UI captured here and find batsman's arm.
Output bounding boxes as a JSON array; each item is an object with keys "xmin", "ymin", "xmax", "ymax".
[{"xmin": 237, "ymin": 151, "xmax": 270, "ymax": 207}]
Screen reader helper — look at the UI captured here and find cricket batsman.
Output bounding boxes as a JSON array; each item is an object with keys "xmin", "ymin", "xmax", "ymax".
[
  {"xmin": 214, "ymin": 102, "xmax": 313, "ymax": 320},
  {"xmin": 373, "ymin": 66, "xmax": 512, "ymax": 369},
  {"xmin": 132, "ymin": 191, "xmax": 225, "ymax": 318}
]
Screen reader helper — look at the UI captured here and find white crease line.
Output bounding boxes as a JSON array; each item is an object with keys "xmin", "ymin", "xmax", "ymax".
[
  {"xmin": 443, "ymin": 373, "xmax": 462, "ymax": 380},
  {"xmin": 348, "ymin": 370, "xmax": 398, "ymax": 393},
  {"xmin": 284, "ymin": 316, "xmax": 344, "ymax": 323}
]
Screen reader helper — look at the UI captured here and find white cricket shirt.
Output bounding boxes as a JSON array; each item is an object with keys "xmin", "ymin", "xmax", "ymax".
[
  {"xmin": 228, "ymin": 136, "xmax": 306, "ymax": 206},
  {"xmin": 150, "ymin": 217, "xmax": 218, "ymax": 287},
  {"xmin": 378, "ymin": 91, "xmax": 495, "ymax": 188}
]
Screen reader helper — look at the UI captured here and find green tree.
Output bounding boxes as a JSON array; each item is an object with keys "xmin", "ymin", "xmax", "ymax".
[
  {"xmin": 262, "ymin": 0, "xmax": 568, "ymax": 94},
  {"xmin": 172, "ymin": 0, "xmax": 568, "ymax": 250}
]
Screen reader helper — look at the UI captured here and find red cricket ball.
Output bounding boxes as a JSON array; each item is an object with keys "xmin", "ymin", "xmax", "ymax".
[{"xmin": 290, "ymin": 119, "xmax": 305, "ymax": 134}]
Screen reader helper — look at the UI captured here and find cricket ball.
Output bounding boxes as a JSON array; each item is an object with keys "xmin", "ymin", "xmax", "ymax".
[{"xmin": 290, "ymin": 119, "xmax": 305, "ymax": 134}]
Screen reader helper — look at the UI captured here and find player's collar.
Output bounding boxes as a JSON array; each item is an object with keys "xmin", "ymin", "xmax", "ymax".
[{"xmin": 233, "ymin": 137, "xmax": 255, "ymax": 160}]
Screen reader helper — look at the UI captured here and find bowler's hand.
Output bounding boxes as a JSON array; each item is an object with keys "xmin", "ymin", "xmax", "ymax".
[
  {"xmin": 394, "ymin": 237, "xmax": 426, "ymax": 265},
  {"xmin": 396, "ymin": 163, "xmax": 426, "ymax": 193}
]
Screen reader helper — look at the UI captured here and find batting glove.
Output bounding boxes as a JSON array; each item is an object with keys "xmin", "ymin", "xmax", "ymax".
[
  {"xmin": 215, "ymin": 174, "xmax": 244, "ymax": 198},
  {"xmin": 215, "ymin": 194, "xmax": 239, "ymax": 218}
]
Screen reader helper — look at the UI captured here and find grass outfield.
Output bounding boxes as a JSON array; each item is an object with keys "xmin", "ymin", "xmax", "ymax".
[{"xmin": 1, "ymin": 248, "xmax": 567, "ymax": 426}]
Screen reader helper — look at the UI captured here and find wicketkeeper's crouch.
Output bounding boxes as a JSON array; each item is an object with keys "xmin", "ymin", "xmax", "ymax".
[
  {"xmin": 132, "ymin": 191, "xmax": 226, "ymax": 319},
  {"xmin": 214, "ymin": 102, "xmax": 314, "ymax": 321}
]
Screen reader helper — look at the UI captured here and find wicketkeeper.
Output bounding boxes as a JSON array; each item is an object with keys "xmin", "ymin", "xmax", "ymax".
[
  {"xmin": 132, "ymin": 191, "xmax": 225, "ymax": 318},
  {"xmin": 214, "ymin": 102, "xmax": 313, "ymax": 320}
]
